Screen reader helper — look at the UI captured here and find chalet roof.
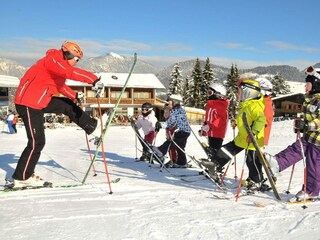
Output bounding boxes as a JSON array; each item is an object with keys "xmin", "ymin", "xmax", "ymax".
[
  {"xmin": 66, "ymin": 73, "xmax": 166, "ymax": 89},
  {"xmin": 0, "ymin": 75, "xmax": 20, "ymax": 87},
  {"xmin": 272, "ymin": 92, "xmax": 304, "ymax": 100}
]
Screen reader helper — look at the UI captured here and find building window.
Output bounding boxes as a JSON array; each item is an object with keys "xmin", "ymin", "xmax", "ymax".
[
  {"xmin": 133, "ymin": 92, "xmax": 151, "ymax": 99},
  {"xmin": 0, "ymin": 87, "xmax": 8, "ymax": 96},
  {"xmin": 111, "ymin": 91, "xmax": 129, "ymax": 98}
]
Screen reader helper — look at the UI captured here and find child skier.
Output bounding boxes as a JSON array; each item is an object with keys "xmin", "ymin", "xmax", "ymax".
[
  {"xmin": 201, "ymin": 78, "xmax": 267, "ymax": 189},
  {"xmin": 135, "ymin": 102, "xmax": 159, "ymax": 161},
  {"xmin": 266, "ymin": 66, "xmax": 320, "ymax": 200},
  {"xmin": 242, "ymin": 78, "xmax": 274, "ymax": 190},
  {"xmin": 199, "ymin": 82, "xmax": 229, "ymax": 156},
  {"xmin": 153, "ymin": 94, "xmax": 191, "ymax": 168},
  {"xmin": 163, "ymin": 101, "xmax": 177, "ymax": 166}
]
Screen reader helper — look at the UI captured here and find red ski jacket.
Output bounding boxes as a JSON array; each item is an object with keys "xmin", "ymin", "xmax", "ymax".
[
  {"xmin": 203, "ymin": 98, "xmax": 229, "ymax": 139},
  {"xmin": 15, "ymin": 49, "xmax": 98, "ymax": 110}
]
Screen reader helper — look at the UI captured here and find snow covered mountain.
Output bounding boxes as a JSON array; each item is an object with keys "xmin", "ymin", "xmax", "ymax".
[
  {"xmin": 77, "ymin": 52, "xmax": 159, "ymax": 74},
  {"xmin": 0, "ymin": 53, "xmax": 315, "ymax": 89},
  {"xmin": 0, "ymin": 58, "xmax": 26, "ymax": 78}
]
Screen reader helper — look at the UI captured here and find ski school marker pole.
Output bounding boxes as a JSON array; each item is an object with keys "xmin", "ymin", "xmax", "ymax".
[{"xmin": 82, "ymin": 53, "xmax": 138, "ymax": 187}]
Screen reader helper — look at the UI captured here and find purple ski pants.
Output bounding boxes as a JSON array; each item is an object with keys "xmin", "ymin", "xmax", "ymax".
[{"xmin": 276, "ymin": 138, "xmax": 320, "ymax": 195}]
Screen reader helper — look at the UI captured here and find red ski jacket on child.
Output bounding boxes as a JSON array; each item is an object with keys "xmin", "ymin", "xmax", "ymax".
[{"xmin": 202, "ymin": 99, "xmax": 229, "ymax": 139}]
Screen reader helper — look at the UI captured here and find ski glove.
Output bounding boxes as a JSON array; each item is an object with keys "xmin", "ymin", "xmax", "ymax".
[
  {"xmin": 198, "ymin": 130, "xmax": 203, "ymax": 137},
  {"xmin": 92, "ymin": 78, "xmax": 104, "ymax": 97},
  {"xmin": 201, "ymin": 124, "xmax": 210, "ymax": 132},
  {"xmin": 76, "ymin": 92, "xmax": 86, "ymax": 104},
  {"xmin": 294, "ymin": 118, "xmax": 306, "ymax": 133}
]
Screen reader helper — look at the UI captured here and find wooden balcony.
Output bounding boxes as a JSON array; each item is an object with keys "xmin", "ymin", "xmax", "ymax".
[{"xmin": 84, "ymin": 97, "xmax": 156, "ymax": 105}]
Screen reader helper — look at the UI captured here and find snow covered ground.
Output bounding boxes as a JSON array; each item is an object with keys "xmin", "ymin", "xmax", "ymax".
[{"xmin": 0, "ymin": 119, "xmax": 318, "ymax": 240}]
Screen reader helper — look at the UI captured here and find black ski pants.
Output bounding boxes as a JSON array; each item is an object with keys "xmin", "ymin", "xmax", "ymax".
[
  {"xmin": 158, "ymin": 130, "xmax": 190, "ymax": 165},
  {"xmin": 13, "ymin": 97, "xmax": 97, "ymax": 180},
  {"xmin": 212, "ymin": 140, "xmax": 263, "ymax": 182}
]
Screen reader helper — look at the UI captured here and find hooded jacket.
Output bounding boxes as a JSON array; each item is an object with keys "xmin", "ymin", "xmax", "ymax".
[
  {"xmin": 202, "ymin": 98, "xmax": 229, "ymax": 139},
  {"xmin": 15, "ymin": 49, "xmax": 97, "ymax": 109},
  {"xmin": 136, "ymin": 110, "xmax": 158, "ymax": 135},
  {"xmin": 234, "ymin": 96, "xmax": 266, "ymax": 150}
]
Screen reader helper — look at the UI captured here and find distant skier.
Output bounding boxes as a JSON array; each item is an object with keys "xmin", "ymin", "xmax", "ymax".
[
  {"xmin": 134, "ymin": 102, "xmax": 159, "ymax": 161},
  {"xmin": 6, "ymin": 110, "xmax": 15, "ymax": 134},
  {"xmin": 12, "ymin": 40, "xmax": 104, "ymax": 188}
]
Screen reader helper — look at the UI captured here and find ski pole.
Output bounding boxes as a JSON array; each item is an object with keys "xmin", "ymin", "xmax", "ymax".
[
  {"xmin": 135, "ymin": 134, "xmax": 138, "ymax": 160},
  {"xmin": 82, "ymin": 53, "xmax": 137, "ymax": 185},
  {"xmin": 80, "ymin": 102, "xmax": 97, "ymax": 177},
  {"xmin": 97, "ymin": 99, "xmax": 113, "ymax": 193},
  {"xmin": 285, "ymin": 132, "xmax": 299, "ymax": 194},
  {"xmin": 297, "ymin": 130, "xmax": 308, "ymax": 209},
  {"xmin": 232, "ymin": 125, "xmax": 238, "ymax": 179},
  {"xmin": 235, "ymin": 147, "xmax": 249, "ymax": 202},
  {"xmin": 85, "ymin": 134, "xmax": 97, "ymax": 176},
  {"xmin": 220, "ymin": 160, "xmax": 231, "ymax": 186}
]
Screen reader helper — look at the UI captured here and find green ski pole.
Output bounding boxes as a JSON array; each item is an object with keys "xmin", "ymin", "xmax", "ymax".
[{"xmin": 82, "ymin": 53, "xmax": 137, "ymax": 184}]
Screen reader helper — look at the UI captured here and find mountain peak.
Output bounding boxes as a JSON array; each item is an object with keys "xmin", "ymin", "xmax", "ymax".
[{"xmin": 109, "ymin": 52, "xmax": 124, "ymax": 60}]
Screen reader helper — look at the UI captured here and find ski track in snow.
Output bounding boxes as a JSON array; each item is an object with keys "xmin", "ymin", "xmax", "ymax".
[{"xmin": 0, "ymin": 120, "xmax": 320, "ymax": 239}]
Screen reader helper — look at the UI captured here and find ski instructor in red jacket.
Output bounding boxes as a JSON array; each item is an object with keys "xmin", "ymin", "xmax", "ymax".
[{"xmin": 12, "ymin": 41, "xmax": 104, "ymax": 188}]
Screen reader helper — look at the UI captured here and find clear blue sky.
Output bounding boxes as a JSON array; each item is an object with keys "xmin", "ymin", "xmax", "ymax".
[{"xmin": 0, "ymin": 0, "xmax": 319, "ymax": 69}]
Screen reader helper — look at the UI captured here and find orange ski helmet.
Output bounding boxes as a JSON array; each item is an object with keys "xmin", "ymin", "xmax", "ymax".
[{"xmin": 61, "ymin": 41, "xmax": 83, "ymax": 60}]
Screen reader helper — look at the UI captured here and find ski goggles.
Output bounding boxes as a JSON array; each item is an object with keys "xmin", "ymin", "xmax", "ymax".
[
  {"xmin": 305, "ymin": 66, "xmax": 320, "ymax": 79},
  {"xmin": 142, "ymin": 108, "xmax": 151, "ymax": 112},
  {"xmin": 63, "ymin": 51, "xmax": 81, "ymax": 62},
  {"xmin": 239, "ymin": 81, "xmax": 260, "ymax": 92}
]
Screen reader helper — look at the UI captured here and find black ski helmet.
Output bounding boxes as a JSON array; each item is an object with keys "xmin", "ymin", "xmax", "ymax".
[
  {"xmin": 141, "ymin": 102, "xmax": 153, "ymax": 116},
  {"xmin": 305, "ymin": 66, "xmax": 320, "ymax": 94}
]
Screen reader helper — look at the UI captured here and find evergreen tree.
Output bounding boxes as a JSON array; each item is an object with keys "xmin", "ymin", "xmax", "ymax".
[
  {"xmin": 168, "ymin": 62, "xmax": 183, "ymax": 97},
  {"xmin": 225, "ymin": 64, "xmax": 240, "ymax": 121},
  {"xmin": 200, "ymin": 57, "xmax": 216, "ymax": 108},
  {"xmin": 190, "ymin": 58, "xmax": 203, "ymax": 108},
  {"xmin": 271, "ymin": 73, "xmax": 291, "ymax": 96},
  {"xmin": 183, "ymin": 75, "xmax": 193, "ymax": 106}
]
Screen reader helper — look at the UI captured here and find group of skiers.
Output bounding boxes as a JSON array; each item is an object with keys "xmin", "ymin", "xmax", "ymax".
[
  {"xmin": 135, "ymin": 66, "xmax": 320, "ymax": 201},
  {"xmin": 195, "ymin": 69, "xmax": 320, "ymax": 201},
  {"xmin": 6, "ymin": 39, "xmax": 320, "ymax": 202}
]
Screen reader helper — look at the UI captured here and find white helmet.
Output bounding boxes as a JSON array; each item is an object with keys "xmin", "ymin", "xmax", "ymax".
[
  {"xmin": 256, "ymin": 77, "xmax": 273, "ymax": 96},
  {"xmin": 168, "ymin": 94, "xmax": 183, "ymax": 107},
  {"xmin": 168, "ymin": 94, "xmax": 183, "ymax": 102},
  {"xmin": 208, "ymin": 82, "xmax": 227, "ymax": 97}
]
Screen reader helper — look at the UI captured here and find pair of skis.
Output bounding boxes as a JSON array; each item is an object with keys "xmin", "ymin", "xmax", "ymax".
[{"xmin": 128, "ymin": 116, "xmax": 169, "ymax": 171}]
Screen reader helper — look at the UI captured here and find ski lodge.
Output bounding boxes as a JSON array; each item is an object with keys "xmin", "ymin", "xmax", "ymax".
[
  {"xmin": 66, "ymin": 73, "xmax": 205, "ymax": 124},
  {"xmin": 272, "ymin": 93, "xmax": 305, "ymax": 120},
  {"xmin": 0, "ymin": 73, "xmax": 205, "ymax": 124}
]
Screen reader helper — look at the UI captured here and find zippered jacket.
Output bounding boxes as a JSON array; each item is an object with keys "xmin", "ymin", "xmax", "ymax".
[
  {"xmin": 202, "ymin": 98, "xmax": 229, "ymax": 139},
  {"xmin": 303, "ymin": 93, "xmax": 320, "ymax": 147},
  {"xmin": 234, "ymin": 96, "xmax": 266, "ymax": 150},
  {"xmin": 15, "ymin": 49, "xmax": 97, "ymax": 109},
  {"xmin": 136, "ymin": 110, "xmax": 158, "ymax": 135}
]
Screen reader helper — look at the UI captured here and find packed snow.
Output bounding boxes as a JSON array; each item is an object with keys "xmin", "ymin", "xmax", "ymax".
[{"xmin": 0, "ymin": 119, "xmax": 318, "ymax": 240}]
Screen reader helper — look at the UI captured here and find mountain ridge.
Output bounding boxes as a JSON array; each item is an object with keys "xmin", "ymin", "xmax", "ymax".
[{"xmin": 0, "ymin": 53, "xmax": 315, "ymax": 89}]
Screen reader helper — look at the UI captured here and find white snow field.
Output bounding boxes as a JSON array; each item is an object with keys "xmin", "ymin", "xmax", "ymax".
[{"xmin": 0, "ymin": 119, "xmax": 319, "ymax": 240}]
